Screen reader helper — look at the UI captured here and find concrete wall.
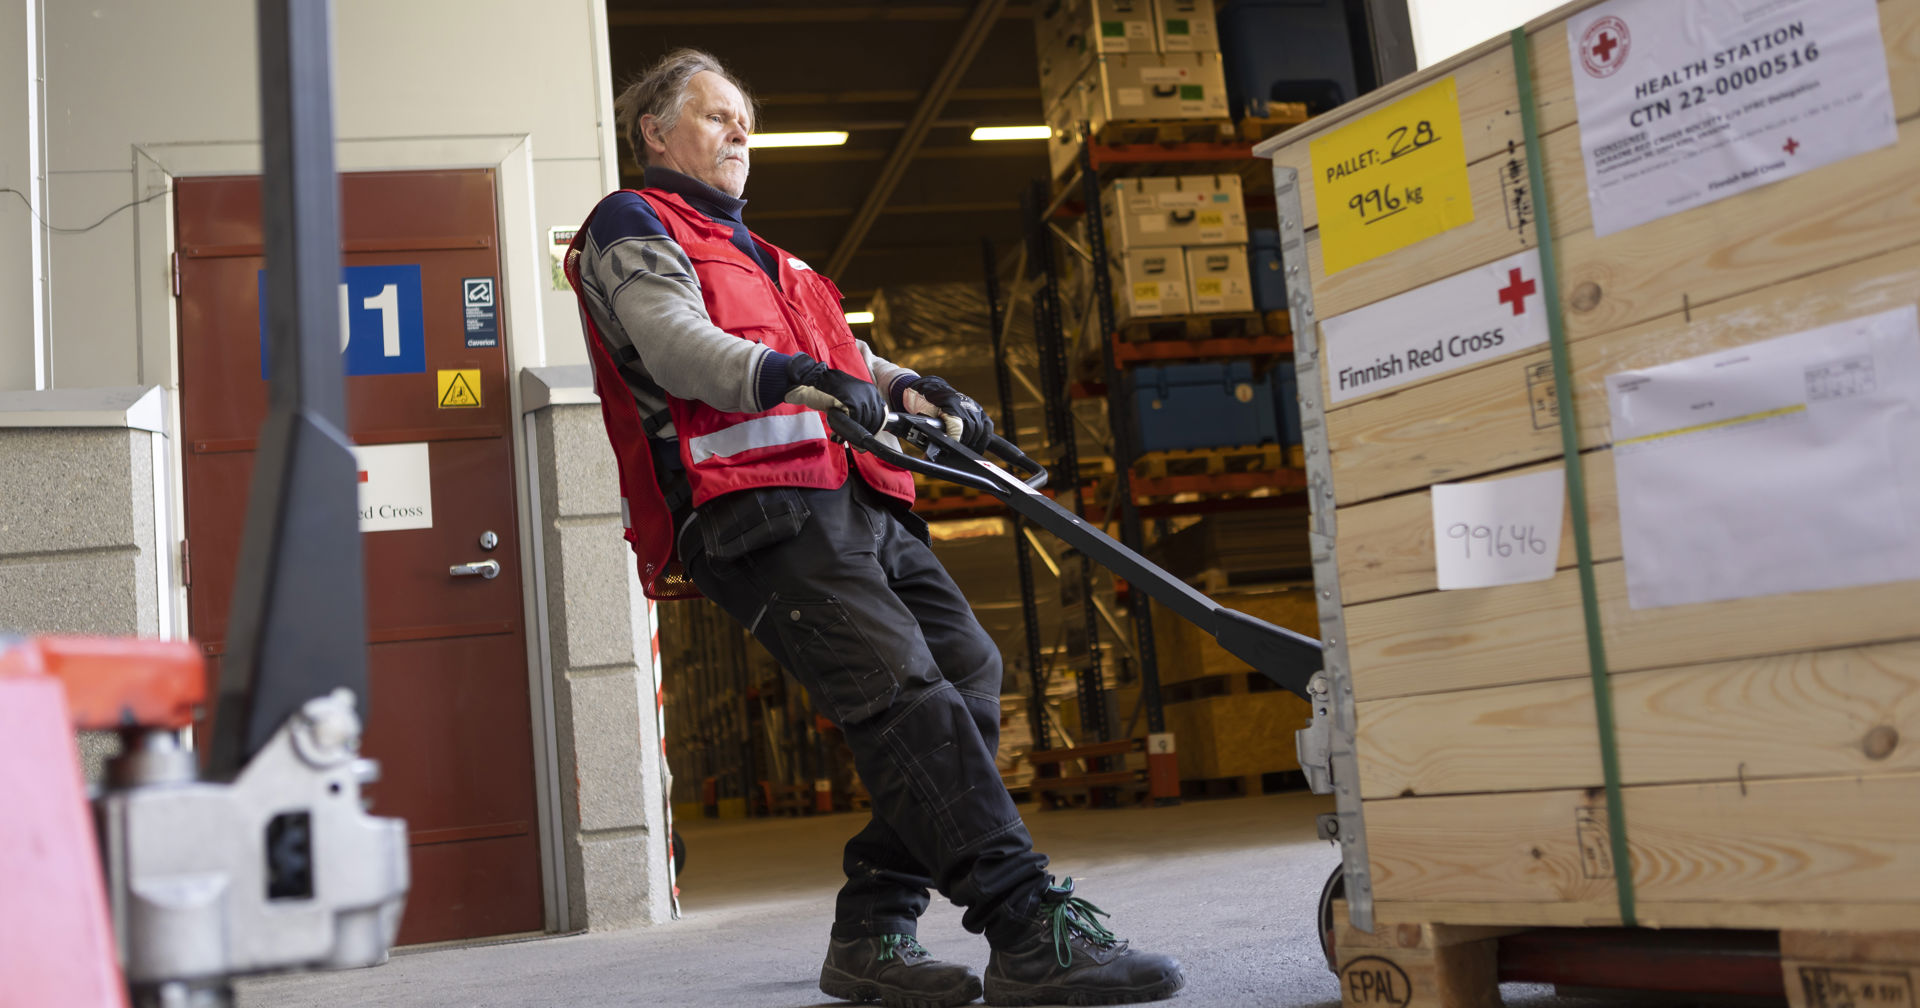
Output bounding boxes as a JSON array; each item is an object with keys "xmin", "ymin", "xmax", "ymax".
[
  {"xmin": 1, "ymin": 0, "xmax": 44, "ymax": 390},
  {"xmin": 523, "ymin": 367, "xmax": 673, "ymax": 930},
  {"xmin": 3, "ymin": 0, "xmax": 618, "ymax": 394},
  {"xmin": 0, "ymin": 425, "xmax": 161, "ymax": 636}
]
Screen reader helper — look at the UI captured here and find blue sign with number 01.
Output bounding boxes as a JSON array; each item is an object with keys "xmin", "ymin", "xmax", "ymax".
[{"xmin": 258, "ymin": 264, "xmax": 427, "ymax": 378}]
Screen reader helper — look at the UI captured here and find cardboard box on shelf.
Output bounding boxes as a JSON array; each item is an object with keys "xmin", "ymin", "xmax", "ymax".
[
  {"xmin": 1185, "ymin": 244, "xmax": 1255, "ymax": 313},
  {"xmin": 1112, "ymin": 247, "xmax": 1191, "ymax": 322},
  {"xmin": 1100, "ymin": 174, "xmax": 1248, "ymax": 251}
]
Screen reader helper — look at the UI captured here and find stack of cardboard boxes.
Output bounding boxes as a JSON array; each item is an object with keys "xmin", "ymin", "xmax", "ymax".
[
  {"xmin": 1102, "ymin": 173, "xmax": 1252, "ymax": 322},
  {"xmin": 1036, "ymin": 0, "xmax": 1231, "ymax": 180}
]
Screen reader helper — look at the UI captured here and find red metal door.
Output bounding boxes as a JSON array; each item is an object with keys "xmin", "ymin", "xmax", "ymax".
[{"xmin": 175, "ymin": 170, "xmax": 544, "ymax": 945}]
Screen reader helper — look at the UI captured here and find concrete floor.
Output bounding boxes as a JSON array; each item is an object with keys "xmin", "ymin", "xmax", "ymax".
[{"xmin": 234, "ymin": 793, "xmax": 1666, "ymax": 1008}]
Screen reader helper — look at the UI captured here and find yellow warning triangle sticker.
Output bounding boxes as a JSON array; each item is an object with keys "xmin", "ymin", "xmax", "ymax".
[{"xmin": 437, "ymin": 369, "xmax": 482, "ymax": 408}]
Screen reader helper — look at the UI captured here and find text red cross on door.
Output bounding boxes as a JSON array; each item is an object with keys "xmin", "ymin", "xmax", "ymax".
[
  {"xmin": 1498, "ymin": 268, "xmax": 1537, "ymax": 315},
  {"xmin": 1592, "ymin": 31, "xmax": 1619, "ymax": 62}
]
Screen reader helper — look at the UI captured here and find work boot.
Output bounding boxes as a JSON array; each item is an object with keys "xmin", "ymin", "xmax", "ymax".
[
  {"xmin": 819, "ymin": 933, "xmax": 984, "ymax": 1008},
  {"xmin": 983, "ymin": 877, "xmax": 1184, "ymax": 1006}
]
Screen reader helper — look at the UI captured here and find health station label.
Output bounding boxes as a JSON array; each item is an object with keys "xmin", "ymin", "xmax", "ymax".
[
  {"xmin": 1568, "ymin": 0, "xmax": 1897, "ymax": 236},
  {"xmin": 1309, "ymin": 77, "xmax": 1474, "ymax": 274}
]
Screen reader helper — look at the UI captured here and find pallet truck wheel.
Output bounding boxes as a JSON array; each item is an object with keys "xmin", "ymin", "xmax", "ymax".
[
  {"xmin": 672, "ymin": 828, "xmax": 687, "ymax": 875},
  {"xmin": 1317, "ymin": 863, "xmax": 1345, "ymax": 973}
]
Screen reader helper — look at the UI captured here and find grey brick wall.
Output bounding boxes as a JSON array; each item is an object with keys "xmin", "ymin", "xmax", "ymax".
[{"xmin": 526, "ymin": 375, "xmax": 672, "ymax": 931}]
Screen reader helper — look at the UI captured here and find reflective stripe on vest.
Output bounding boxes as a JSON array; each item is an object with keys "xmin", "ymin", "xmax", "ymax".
[{"xmin": 685, "ymin": 411, "xmax": 825, "ymax": 465}]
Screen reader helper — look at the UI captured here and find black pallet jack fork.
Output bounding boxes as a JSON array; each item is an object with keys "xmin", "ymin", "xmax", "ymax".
[{"xmin": 827, "ymin": 411, "xmax": 1325, "ymax": 702}]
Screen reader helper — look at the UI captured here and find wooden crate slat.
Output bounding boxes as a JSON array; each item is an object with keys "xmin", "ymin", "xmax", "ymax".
[
  {"xmin": 1349, "ymin": 559, "xmax": 1920, "ymax": 700},
  {"xmin": 1363, "ymin": 772, "xmax": 1920, "ymax": 925},
  {"xmin": 1327, "ymin": 239, "xmax": 1920, "ymax": 505},
  {"xmin": 1355, "ymin": 638, "xmax": 1920, "ymax": 798},
  {"xmin": 1338, "ymin": 452, "xmax": 1621, "ymax": 605},
  {"xmin": 1373, "ymin": 899, "xmax": 1920, "ymax": 932}
]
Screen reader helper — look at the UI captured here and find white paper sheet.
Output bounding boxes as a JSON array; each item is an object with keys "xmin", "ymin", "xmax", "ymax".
[
  {"xmin": 1567, "ymin": 0, "xmax": 1897, "ymax": 237},
  {"xmin": 1432, "ymin": 468, "xmax": 1566, "ymax": 589},
  {"xmin": 353, "ymin": 442, "xmax": 434, "ymax": 532},
  {"xmin": 1608, "ymin": 305, "xmax": 1920, "ymax": 609}
]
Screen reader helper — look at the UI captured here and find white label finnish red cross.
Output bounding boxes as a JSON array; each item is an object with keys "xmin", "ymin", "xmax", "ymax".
[{"xmin": 1319, "ymin": 248, "xmax": 1549, "ymax": 405}]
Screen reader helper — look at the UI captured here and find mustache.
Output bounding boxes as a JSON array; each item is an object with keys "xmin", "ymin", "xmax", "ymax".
[{"xmin": 718, "ymin": 144, "xmax": 748, "ymax": 165}]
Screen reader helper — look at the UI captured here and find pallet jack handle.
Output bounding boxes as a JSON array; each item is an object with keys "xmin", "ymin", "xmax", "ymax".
[{"xmin": 828, "ymin": 411, "xmax": 1325, "ymax": 701}]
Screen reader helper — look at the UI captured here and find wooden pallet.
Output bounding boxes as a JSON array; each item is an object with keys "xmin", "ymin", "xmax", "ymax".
[
  {"xmin": 1327, "ymin": 900, "xmax": 1920, "ymax": 1008},
  {"xmin": 1158, "ymin": 670, "xmax": 1277, "ymax": 705},
  {"xmin": 1133, "ymin": 444, "xmax": 1284, "ymax": 480},
  {"xmin": 1117, "ymin": 311, "xmax": 1266, "ymax": 344},
  {"xmin": 1188, "ymin": 566, "xmax": 1310, "ymax": 594},
  {"xmin": 1178, "ymin": 770, "xmax": 1309, "ymax": 800},
  {"xmin": 1093, "ymin": 117, "xmax": 1236, "ymax": 148},
  {"xmin": 1236, "ymin": 106, "xmax": 1312, "ymax": 142},
  {"xmin": 1782, "ymin": 928, "xmax": 1920, "ymax": 1008}
]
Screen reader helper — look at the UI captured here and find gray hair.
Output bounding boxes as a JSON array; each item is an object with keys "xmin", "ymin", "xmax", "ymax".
[{"xmin": 614, "ymin": 48, "xmax": 756, "ymax": 168}]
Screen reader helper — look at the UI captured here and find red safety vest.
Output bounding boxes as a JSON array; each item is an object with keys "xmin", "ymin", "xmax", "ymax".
[{"xmin": 566, "ymin": 188, "xmax": 915, "ymax": 600}]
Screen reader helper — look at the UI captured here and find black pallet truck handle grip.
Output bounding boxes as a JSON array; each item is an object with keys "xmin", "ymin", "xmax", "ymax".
[{"xmin": 827, "ymin": 409, "xmax": 1048, "ymax": 492}]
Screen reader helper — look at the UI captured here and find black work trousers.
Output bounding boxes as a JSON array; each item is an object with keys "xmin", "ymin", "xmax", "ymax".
[{"xmin": 681, "ymin": 476, "xmax": 1050, "ymax": 945}]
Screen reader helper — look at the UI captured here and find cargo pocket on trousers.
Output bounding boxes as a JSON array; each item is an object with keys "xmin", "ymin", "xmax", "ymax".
[
  {"xmin": 769, "ymin": 594, "xmax": 899, "ymax": 726},
  {"xmin": 696, "ymin": 488, "xmax": 811, "ymax": 561}
]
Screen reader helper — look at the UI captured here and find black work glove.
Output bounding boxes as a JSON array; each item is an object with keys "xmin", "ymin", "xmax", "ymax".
[
  {"xmin": 901, "ymin": 375, "xmax": 994, "ymax": 452},
  {"xmin": 784, "ymin": 352, "xmax": 887, "ymax": 435}
]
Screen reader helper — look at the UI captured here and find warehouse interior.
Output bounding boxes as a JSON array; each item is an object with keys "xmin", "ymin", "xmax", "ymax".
[{"xmin": 9, "ymin": 0, "xmax": 1917, "ymax": 1004}]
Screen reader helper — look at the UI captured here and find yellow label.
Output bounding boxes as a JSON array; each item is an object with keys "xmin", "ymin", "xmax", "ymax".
[
  {"xmin": 1133, "ymin": 282, "xmax": 1160, "ymax": 301},
  {"xmin": 1196, "ymin": 278, "xmax": 1223, "ymax": 297},
  {"xmin": 1309, "ymin": 77, "xmax": 1473, "ymax": 274},
  {"xmin": 437, "ymin": 369, "xmax": 482, "ymax": 409},
  {"xmin": 1196, "ymin": 211, "xmax": 1224, "ymax": 228}
]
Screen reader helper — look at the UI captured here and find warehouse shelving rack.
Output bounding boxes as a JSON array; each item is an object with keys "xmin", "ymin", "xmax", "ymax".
[{"xmin": 982, "ymin": 119, "xmax": 1313, "ymax": 805}]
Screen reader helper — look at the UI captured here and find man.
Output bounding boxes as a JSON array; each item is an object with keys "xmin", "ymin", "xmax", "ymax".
[{"xmin": 565, "ymin": 48, "xmax": 1184, "ymax": 1008}]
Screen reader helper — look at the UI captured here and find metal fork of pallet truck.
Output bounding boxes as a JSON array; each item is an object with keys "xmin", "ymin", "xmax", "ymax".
[{"xmin": 828, "ymin": 411, "xmax": 1339, "ymax": 794}]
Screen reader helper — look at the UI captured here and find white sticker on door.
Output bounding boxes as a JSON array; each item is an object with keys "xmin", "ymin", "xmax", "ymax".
[{"xmin": 354, "ymin": 442, "xmax": 434, "ymax": 532}]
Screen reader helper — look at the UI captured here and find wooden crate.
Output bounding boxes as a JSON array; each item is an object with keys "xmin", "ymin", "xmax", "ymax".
[
  {"xmin": 1256, "ymin": 0, "xmax": 1920, "ymax": 937},
  {"xmin": 1162, "ymin": 689, "xmax": 1312, "ymax": 781}
]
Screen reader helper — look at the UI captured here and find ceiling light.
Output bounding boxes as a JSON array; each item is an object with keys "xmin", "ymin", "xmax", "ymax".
[
  {"xmin": 844, "ymin": 311, "xmax": 875, "ymax": 324},
  {"xmin": 752, "ymin": 131, "xmax": 849, "ymax": 148},
  {"xmin": 970, "ymin": 125, "xmax": 1052, "ymax": 141}
]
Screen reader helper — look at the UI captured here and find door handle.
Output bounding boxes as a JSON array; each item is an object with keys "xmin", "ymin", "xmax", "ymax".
[{"xmin": 450, "ymin": 559, "xmax": 501, "ymax": 580}]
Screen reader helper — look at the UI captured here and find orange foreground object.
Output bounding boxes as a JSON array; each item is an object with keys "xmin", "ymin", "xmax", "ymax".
[
  {"xmin": 0, "ymin": 635, "xmax": 205, "ymax": 731},
  {"xmin": 0, "ymin": 665, "xmax": 130, "ymax": 1008}
]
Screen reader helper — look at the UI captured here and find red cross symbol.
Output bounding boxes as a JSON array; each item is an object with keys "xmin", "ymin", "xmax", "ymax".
[
  {"xmin": 1498, "ymin": 268, "xmax": 1537, "ymax": 316},
  {"xmin": 1782, "ymin": 137, "xmax": 1800, "ymax": 155},
  {"xmin": 1591, "ymin": 32, "xmax": 1619, "ymax": 63},
  {"xmin": 357, "ymin": 470, "xmax": 369, "ymax": 483}
]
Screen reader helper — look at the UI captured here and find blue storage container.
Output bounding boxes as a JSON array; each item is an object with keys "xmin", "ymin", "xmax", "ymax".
[
  {"xmin": 1129, "ymin": 362, "xmax": 1277, "ymax": 452},
  {"xmin": 1249, "ymin": 228, "xmax": 1286, "ymax": 313},
  {"xmin": 1218, "ymin": 0, "xmax": 1360, "ymax": 121},
  {"xmin": 1275, "ymin": 360, "xmax": 1302, "ymax": 448}
]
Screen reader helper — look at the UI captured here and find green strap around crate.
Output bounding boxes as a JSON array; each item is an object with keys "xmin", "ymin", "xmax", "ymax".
[{"xmin": 1510, "ymin": 26, "xmax": 1637, "ymax": 927}]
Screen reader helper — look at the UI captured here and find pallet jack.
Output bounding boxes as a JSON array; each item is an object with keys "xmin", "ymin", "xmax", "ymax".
[{"xmin": 0, "ymin": 3, "xmax": 407, "ymax": 1006}]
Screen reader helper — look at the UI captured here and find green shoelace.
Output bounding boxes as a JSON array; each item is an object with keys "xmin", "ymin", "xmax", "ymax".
[
  {"xmin": 877, "ymin": 933, "xmax": 928, "ymax": 963},
  {"xmin": 1042, "ymin": 877, "xmax": 1119, "ymax": 968}
]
